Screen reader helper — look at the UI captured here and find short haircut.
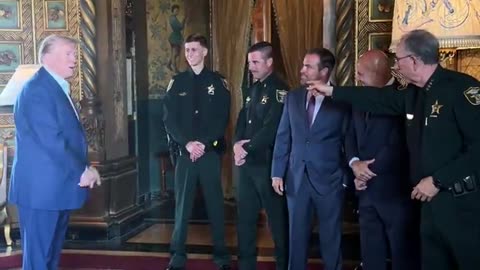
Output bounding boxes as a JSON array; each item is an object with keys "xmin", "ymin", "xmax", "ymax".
[
  {"xmin": 305, "ymin": 48, "xmax": 336, "ymax": 75},
  {"xmin": 402, "ymin": 29, "xmax": 439, "ymax": 64},
  {"xmin": 185, "ymin": 33, "xmax": 208, "ymax": 49},
  {"xmin": 38, "ymin": 34, "xmax": 79, "ymax": 64},
  {"xmin": 248, "ymin": 41, "xmax": 273, "ymax": 60},
  {"xmin": 171, "ymin": 4, "xmax": 180, "ymax": 12}
]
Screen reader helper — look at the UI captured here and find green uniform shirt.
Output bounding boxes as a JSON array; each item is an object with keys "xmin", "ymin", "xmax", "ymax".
[
  {"xmin": 333, "ymin": 66, "xmax": 480, "ymax": 188},
  {"xmin": 163, "ymin": 67, "xmax": 230, "ymax": 152},
  {"xmin": 234, "ymin": 73, "xmax": 288, "ymax": 164}
]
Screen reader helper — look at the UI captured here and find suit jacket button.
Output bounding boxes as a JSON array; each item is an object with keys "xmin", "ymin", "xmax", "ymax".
[{"xmin": 248, "ymin": 120, "xmax": 252, "ymax": 124}]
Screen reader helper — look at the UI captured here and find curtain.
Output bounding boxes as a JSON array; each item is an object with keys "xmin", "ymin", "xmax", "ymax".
[
  {"xmin": 273, "ymin": 0, "xmax": 324, "ymax": 88},
  {"xmin": 212, "ymin": 0, "xmax": 254, "ymax": 198}
]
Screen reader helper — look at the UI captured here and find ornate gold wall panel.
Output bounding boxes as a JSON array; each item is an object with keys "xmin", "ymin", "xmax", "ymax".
[
  {"xmin": 458, "ymin": 49, "xmax": 480, "ymax": 81},
  {"xmin": 0, "ymin": 0, "xmax": 104, "ymax": 155},
  {"xmin": 354, "ymin": 0, "xmax": 394, "ymax": 84},
  {"xmin": 0, "ymin": 1, "xmax": 82, "ymax": 100}
]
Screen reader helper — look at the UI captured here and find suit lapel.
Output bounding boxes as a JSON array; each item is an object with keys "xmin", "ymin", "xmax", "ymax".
[
  {"xmin": 296, "ymin": 89, "xmax": 308, "ymax": 130},
  {"xmin": 310, "ymin": 96, "xmax": 332, "ymax": 130},
  {"xmin": 41, "ymin": 68, "xmax": 82, "ymax": 128}
]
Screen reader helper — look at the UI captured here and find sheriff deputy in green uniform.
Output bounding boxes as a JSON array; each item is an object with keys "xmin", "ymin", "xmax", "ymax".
[
  {"xmin": 233, "ymin": 41, "xmax": 289, "ymax": 270},
  {"xmin": 308, "ymin": 29, "xmax": 480, "ymax": 270},
  {"xmin": 163, "ymin": 33, "xmax": 231, "ymax": 270}
]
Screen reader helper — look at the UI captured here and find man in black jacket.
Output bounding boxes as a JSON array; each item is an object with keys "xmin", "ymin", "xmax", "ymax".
[{"xmin": 345, "ymin": 50, "xmax": 420, "ymax": 270}]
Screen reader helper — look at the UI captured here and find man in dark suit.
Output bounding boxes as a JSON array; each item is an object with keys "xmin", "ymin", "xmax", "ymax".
[
  {"xmin": 10, "ymin": 34, "xmax": 100, "ymax": 270},
  {"xmin": 308, "ymin": 30, "xmax": 480, "ymax": 270},
  {"xmin": 345, "ymin": 50, "xmax": 420, "ymax": 270},
  {"xmin": 271, "ymin": 48, "xmax": 350, "ymax": 270}
]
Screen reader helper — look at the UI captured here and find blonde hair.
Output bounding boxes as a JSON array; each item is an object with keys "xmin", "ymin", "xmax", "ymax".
[{"xmin": 38, "ymin": 34, "xmax": 79, "ymax": 64}]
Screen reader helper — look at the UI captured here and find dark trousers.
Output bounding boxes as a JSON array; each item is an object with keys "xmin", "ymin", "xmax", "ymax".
[
  {"xmin": 287, "ymin": 173, "xmax": 344, "ymax": 270},
  {"xmin": 421, "ymin": 191, "xmax": 480, "ymax": 270},
  {"xmin": 18, "ymin": 206, "xmax": 70, "ymax": 270},
  {"xmin": 358, "ymin": 197, "xmax": 420, "ymax": 270},
  {"xmin": 169, "ymin": 152, "xmax": 230, "ymax": 267},
  {"xmin": 236, "ymin": 164, "xmax": 288, "ymax": 270}
]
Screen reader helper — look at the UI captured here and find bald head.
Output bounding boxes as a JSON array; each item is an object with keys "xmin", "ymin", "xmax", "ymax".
[{"xmin": 356, "ymin": 49, "xmax": 392, "ymax": 87}]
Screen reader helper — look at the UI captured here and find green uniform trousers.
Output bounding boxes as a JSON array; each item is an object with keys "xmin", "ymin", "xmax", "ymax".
[
  {"xmin": 421, "ymin": 191, "xmax": 480, "ymax": 270},
  {"xmin": 236, "ymin": 164, "xmax": 288, "ymax": 270},
  {"xmin": 169, "ymin": 152, "xmax": 231, "ymax": 267}
]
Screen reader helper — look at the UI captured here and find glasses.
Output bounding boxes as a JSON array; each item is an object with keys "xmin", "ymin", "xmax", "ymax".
[{"xmin": 394, "ymin": 54, "xmax": 413, "ymax": 64}]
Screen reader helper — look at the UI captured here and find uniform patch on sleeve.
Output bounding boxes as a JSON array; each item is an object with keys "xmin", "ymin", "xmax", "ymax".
[
  {"xmin": 464, "ymin": 87, "xmax": 480, "ymax": 105},
  {"xmin": 166, "ymin": 79, "xmax": 174, "ymax": 92},
  {"xmin": 276, "ymin": 89, "xmax": 287, "ymax": 103}
]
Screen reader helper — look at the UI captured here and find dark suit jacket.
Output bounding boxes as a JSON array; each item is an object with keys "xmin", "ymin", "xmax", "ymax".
[
  {"xmin": 271, "ymin": 87, "xmax": 351, "ymax": 195},
  {"xmin": 9, "ymin": 67, "xmax": 88, "ymax": 210},
  {"xmin": 345, "ymin": 101, "xmax": 411, "ymax": 202}
]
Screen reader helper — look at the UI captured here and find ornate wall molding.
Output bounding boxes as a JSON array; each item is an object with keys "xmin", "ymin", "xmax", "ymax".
[
  {"xmin": 80, "ymin": 0, "xmax": 104, "ymax": 157},
  {"xmin": 335, "ymin": 0, "xmax": 355, "ymax": 86}
]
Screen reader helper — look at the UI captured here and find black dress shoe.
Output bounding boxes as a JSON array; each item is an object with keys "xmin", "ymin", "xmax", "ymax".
[
  {"xmin": 165, "ymin": 266, "xmax": 184, "ymax": 270},
  {"xmin": 219, "ymin": 265, "xmax": 231, "ymax": 270}
]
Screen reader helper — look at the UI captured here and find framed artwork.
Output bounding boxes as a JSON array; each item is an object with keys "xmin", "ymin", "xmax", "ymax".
[
  {"xmin": 369, "ymin": 0, "xmax": 394, "ymax": 22},
  {"xmin": 0, "ymin": 42, "xmax": 22, "ymax": 73},
  {"xmin": 45, "ymin": 1, "xmax": 67, "ymax": 30},
  {"xmin": 146, "ymin": 0, "xmax": 211, "ymax": 98},
  {"xmin": 368, "ymin": 32, "xmax": 392, "ymax": 52},
  {"xmin": 0, "ymin": 0, "xmax": 21, "ymax": 30}
]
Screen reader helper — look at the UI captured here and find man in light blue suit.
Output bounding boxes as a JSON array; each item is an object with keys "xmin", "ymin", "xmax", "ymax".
[
  {"xmin": 9, "ymin": 34, "xmax": 100, "ymax": 270},
  {"xmin": 271, "ymin": 48, "xmax": 350, "ymax": 270}
]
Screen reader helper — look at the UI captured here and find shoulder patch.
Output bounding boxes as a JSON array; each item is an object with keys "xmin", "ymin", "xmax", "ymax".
[
  {"xmin": 166, "ymin": 79, "xmax": 174, "ymax": 92},
  {"xmin": 276, "ymin": 89, "xmax": 287, "ymax": 103},
  {"xmin": 464, "ymin": 87, "xmax": 480, "ymax": 105}
]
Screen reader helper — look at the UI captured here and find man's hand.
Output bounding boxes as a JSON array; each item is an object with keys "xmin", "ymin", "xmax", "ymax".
[
  {"xmin": 79, "ymin": 166, "xmax": 101, "ymax": 189},
  {"xmin": 354, "ymin": 178, "xmax": 367, "ymax": 191},
  {"xmin": 272, "ymin": 177, "xmax": 284, "ymax": 196},
  {"xmin": 235, "ymin": 157, "xmax": 246, "ymax": 166},
  {"xmin": 233, "ymin": 140, "xmax": 250, "ymax": 159},
  {"xmin": 186, "ymin": 141, "xmax": 205, "ymax": 162},
  {"xmin": 306, "ymin": 80, "xmax": 334, "ymax": 96},
  {"xmin": 233, "ymin": 140, "xmax": 250, "ymax": 167},
  {"xmin": 411, "ymin": 176, "xmax": 440, "ymax": 202},
  {"xmin": 351, "ymin": 159, "xmax": 377, "ymax": 182}
]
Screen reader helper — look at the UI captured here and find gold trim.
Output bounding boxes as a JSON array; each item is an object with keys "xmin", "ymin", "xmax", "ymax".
[
  {"xmin": 32, "ymin": 0, "xmax": 37, "ymax": 63},
  {"xmin": 0, "ymin": 0, "xmax": 23, "ymax": 31},
  {"xmin": 43, "ymin": 0, "xmax": 69, "ymax": 31},
  {"xmin": 335, "ymin": 0, "xmax": 355, "ymax": 86}
]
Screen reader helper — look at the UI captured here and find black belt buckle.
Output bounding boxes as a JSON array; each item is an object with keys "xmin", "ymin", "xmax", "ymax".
[{"xmin": 450, "ymin": 175, "xmax": 478, "ymax": 197}]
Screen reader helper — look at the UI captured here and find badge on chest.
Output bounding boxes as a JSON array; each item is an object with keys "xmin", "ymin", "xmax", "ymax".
[
  {"xmin": 429, "ymin": 100, "xmax": 443, "ymax": 118},
  {"xmin": 207, "ymin": 84, "xmax": 215, "ymax": 95},
  {"xmin": 261, "ymin": 95, "xmax": 269, "ymax": 104}
]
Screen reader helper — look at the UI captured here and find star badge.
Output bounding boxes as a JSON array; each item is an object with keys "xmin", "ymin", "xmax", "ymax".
[{"xmin": 430, "ymin": 100, "xmax": 443, "ymax": 116}]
